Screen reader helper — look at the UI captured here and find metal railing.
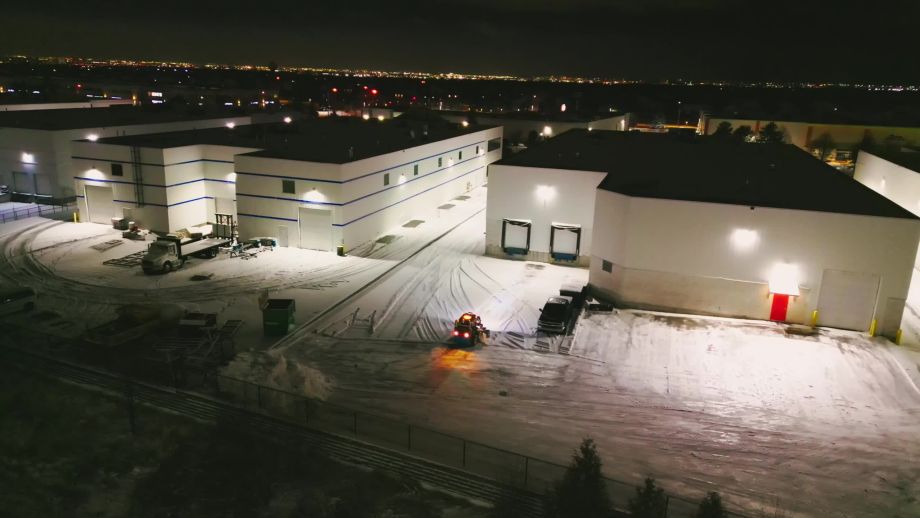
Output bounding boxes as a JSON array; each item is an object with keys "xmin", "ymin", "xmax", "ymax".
[
  {"xmin": 214, "ymin": 374, "xmax": 735, "ymax": 517},
  {"xmin": 0, "ymin": 202, "xmax": 75, "ymax": 223}
]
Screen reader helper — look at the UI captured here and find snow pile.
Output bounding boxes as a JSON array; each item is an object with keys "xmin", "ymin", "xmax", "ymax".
[{"xmin": 222, "ymin": 347, "xmax": 333, "ymax": 400}]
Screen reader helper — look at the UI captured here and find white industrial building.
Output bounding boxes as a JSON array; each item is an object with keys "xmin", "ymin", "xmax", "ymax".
[
  {"xmin": 0, "ymin": 107, "xmax": 252, "ymax": 203},
  {"xmin": 487, "ymin": 130, "xmax": 920, "ymax": 337},
  {"xmin": 438, "ymin": 110, "xmax": 629, "ymax": 144},
  {"xmin": 73, "ymin": 117, "xmax": 502, "ymax": 251},
  {"xmin": 853, "ymin": 150, "xmax": 920, "ymax": 262}
]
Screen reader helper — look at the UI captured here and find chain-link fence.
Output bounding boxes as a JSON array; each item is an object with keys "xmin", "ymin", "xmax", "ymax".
[{"xmin": 215, "ymin": 374, "xmax": 742, "ymax": 517}]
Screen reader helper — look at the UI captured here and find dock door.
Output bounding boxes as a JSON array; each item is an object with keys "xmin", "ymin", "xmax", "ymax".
[
  {"xmin": 501, "ymin": 219, "xmax": 531, "ymax": 255},
  {"xmin": 550, "ymin": 223, "xmax": 581, "ymax": 261},
  {"xmin": 298, "ymin": 207, "xmax": 333, "ymax": 251}
]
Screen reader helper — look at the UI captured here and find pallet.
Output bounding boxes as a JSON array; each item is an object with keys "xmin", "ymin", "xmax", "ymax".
[
  {"xmin": 91, "ymin": 239, "xmax": 124, "ymax": 252},
  {"xmin": 103, "ymin": 250, "xmax": 146, "ymax": 268}
]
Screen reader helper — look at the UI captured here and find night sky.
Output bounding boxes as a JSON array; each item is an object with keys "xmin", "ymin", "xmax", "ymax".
[{"xmin": 3, "ymin": 0, "xmax": 918, "ymax": 82}]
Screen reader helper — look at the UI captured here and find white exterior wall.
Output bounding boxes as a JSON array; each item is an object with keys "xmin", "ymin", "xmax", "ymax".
[
  {"xmin": 485, "ymin": 164, "xmax": 606, "ymax": 265},
  {"xmin": 236, "ymin": 127, "xmax": 503, "ymax": 250},
  {"xmin": 589, "ymin": 190, "xmax": 920, "ymax": 337},
  {"xmin": 0, "ymin": 100, "xmax": 134, "ymax": 112},
  {"xmin": 0, "ymin": 114, "xmax": 250, "ymax": 199},
  {"xmin": 853, "ymin": 151, "xmax": 920, "ymax": 217},
  {"xmin": 71, "ymin": 141, "xmax": 257, "ymax": 232}
]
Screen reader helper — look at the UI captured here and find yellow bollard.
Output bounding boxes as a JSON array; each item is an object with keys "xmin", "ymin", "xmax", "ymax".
[
  {"xmin": 896, "ymin": 329, "xmax": 903, "ymax": 345},
  {"xmin": 73, "ymin": 212, "xmax": 78, "ymax": 223},
  {"xmin": 868, "ymin": 318, "xmax": 877, "ymax": 337},
  {"xmin": 810, "ymin": 310, "xmax": 818, "ymax": 327}
]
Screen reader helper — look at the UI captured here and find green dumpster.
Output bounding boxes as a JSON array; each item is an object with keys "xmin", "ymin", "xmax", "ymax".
[{"xmin": 263, "ymin": 299, "xmax": 295, "ymax": 336}]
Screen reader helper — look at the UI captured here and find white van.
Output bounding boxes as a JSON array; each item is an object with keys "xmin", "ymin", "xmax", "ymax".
[{"xmin": 0, "ymin": 287, "xmax": 36, "ymax": 316}]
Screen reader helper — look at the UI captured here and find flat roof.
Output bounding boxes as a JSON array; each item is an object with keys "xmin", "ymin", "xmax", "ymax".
[
  {"xmin": 495, "ymin": 130, "xmax": 917, "ymax": 220},
  {"xmin": 0, "ymin": 106, "xmax": 244, "ymax": 131},
  {"xmin": 95, "ymin": 117, "xmax": 496, "ymax": 163},
  {"xmin": 707, "ymin": 112, "xmax": 920, "ymax": 129},
  {"xmin": 865, "ymin": 149, "xmax": 920, "ymax": 174}
]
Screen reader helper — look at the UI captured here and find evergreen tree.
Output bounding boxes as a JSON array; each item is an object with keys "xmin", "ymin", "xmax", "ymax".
[
  {"xmin": 712, "ymin": 121, "xmax": 733, "ymax": 138},
  {"xmin": 732, "ymin": 125, "xmax": 753, "ymax": 142},
  {"xmin": 758, "ymin": 122, "xmax": 785, "ymax": 143},
  {"xmin": 545, "ymin": 438, "xmax": 610, "ymax": 518},
  {"xmin": 810, "ymin": 133, "xmax": 836, "ymax": 160},
  {"xmin": 628, "ymin": 477, "xmax": 669, "ymax": 518},
  {"xmin": 696, "ymin": 492, "xmax": 728, "ymax": 518}
]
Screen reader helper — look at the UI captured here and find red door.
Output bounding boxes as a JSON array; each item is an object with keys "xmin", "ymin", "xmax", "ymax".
[{"xmin": 770, "ymin": 294, "xmax": 790, "ymax": 322}]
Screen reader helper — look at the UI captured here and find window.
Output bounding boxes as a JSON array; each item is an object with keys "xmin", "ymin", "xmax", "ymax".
[
  {"xmin": 111, "ymin": 163, "xmax": 123, "ymax": 176},
  {"xmin": 413, "ymin": 164, "xmax": 419, "ymax": 176},
  {"xmin": 384, "ymin": 173, "xmax": 390, "ymax": 186},
  {"xmin": 602, "ymin": 260, "xmax": 613, "ymax": 273},
  {"xmin": 438, "ymin": 157, "xmax": 443, "ymax": 168},
  {"xmin": 476, "ymin": 145, "xmax": 480, "ymax": 154},
  {"xmin": 282, "ymin": 179, "xmax": 295, "ymax": 194},
  {"xmin": 459, "ymin": 151, "xmax": 463, "ymax": 160},
  {"xmin": 488, "ymin": 137, "xmax": 501, "ymax": 152}
]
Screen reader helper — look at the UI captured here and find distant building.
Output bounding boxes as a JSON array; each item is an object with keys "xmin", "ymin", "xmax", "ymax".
[
  {"xmin": 0, "ymin": 107, "xmax": 251, "ymax": 203},
  {"xmin": 0, "ymin": 100, "xmax": 134, "ymax": 112},
  {"xmin": 437, "ymin": 110, "xmax": 630, "ymax": 144},
  {"xmin": 698, "ymin": 114, "xmax": 920, "ymax": 168},
  {"xmin": 73, "ymin": 117, "xmax": 502, "ymax": 251},
  {"xmin": 487, "ymin": 130, "xmax": 919, "ymax": 337},
  {"xmin": 853, "ymin": 149, "xmax": 920, "ymax": 261}
]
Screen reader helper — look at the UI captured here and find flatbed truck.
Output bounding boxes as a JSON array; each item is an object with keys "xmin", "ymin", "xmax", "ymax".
[{"xmin": 141, "ymin": 234, "xmax": 230, "ymax": 274}]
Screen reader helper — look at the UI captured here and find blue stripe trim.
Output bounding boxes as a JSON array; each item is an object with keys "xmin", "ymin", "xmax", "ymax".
[
  {"xmin": 238, "ymin": 213, "xmax": 298, "ymax": 222},
  {"xmin": 79, "ymin": 194, "xmax": 211, "ymax": 208},
  {"xmin": 236, "ymin": 193, "xmax": 342, "ymax": 206},
  {"xmin": 235, "ymin": 170, "xmax": 342, "ymax": 184},
  {"xmin": 235, "ymin": 140, "xmax": 486, "ymax": 185},
  {"xmin": 71, "ymin": 156, "xmax": 235, "ymax": 167},
  {"xmin": 235, "ymin": 165, "xmax": 485, "ymax": 229},
  {"xmin": 74, "ymin": 176, "xmax": 235, "ymax": 188},
  {"xmin": 336, "ymin": 166, "xmax": 484, "ymax": 227}
]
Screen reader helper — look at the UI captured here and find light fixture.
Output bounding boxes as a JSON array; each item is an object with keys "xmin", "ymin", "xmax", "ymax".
[
  {"xmin": 226, "ymin": 172, "xmax": 237, "ymax": 182},
  {"xmin": 730, "ymin": 228, "xmax": 758, "ymax": 251},
  {"xmin": 225, "ymin": 122, "xmax": 236, "ymax": 129},
  {"xmin": 461, "ymin": 120, "xmax": 469, "ymax": 127},
  {"xmin": 283, "ymin": 116, "xmax": 292, "ymax": 124},
  {"xmin": 362, "ymin": 113, "xmax": 370, "ymax": 120},
  {"xmin": 560, "ymin": 103, "xmax": 567, "ymax": 112},
  {"xmin": 303, "ymin": 188, "xmax": 326, "ymax": 202},
  {"xmin": 768, "ymin": 263, "xmax": 800, "ymax": 296},
  {"xmin": 87, "ymin": 133, "xmax": 99, "ymax": 142},
  {"xmin": 542, "ymin": 125, "xmax": 553, "ymax": 137},
  {"xmin": 21, "ymin": 152, "xmax": 35, "ymax": 164},
  {"xmin": 535, "ymin": 185, "xmax": 556, "ymax": 202},
  {"xmin": 377, "ymin": 115, "xmax": 385, "ymax": 122}
]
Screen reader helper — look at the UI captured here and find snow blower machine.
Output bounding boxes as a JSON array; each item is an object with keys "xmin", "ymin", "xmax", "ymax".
[{"xmin": 450, "ymin": 312, "xmax": 490, "ymax": 347}]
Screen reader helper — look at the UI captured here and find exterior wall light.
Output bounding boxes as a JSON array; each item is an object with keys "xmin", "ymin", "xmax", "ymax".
[
  {"xmin": 225, "ymin": 122, "xmax": 236, "ymax": 129},
  {"xmin": 535, "ymin": 185, "xmax": 556, "ymax": 202},
  {"xmin": 730, "ymin": 228, "xmax": 758, "ymax": 251},
  {"xmin": 87, "ymin": 134, "xmax": 99, "ymax": 142},
  {"xmin": 21, "ymin": 152, "xmax": 35, "ymax": 164},
  {"xmin": 461, "ymin": 120, "xmax": 470, "ymax": 127},
  {"xmin": 768, "ymin": 263, "xmax": 800, "ymax": 296},
  {"xmin": 542, "ymin": 125, "xmax": 553, "ymax": 137},
  {"xmin": 283, "ymin": 116, "xmax": 292, "ymax": 124},
  {"xmin": 362, "ymin": 113, "xmax": 371, "ymax": 121}
]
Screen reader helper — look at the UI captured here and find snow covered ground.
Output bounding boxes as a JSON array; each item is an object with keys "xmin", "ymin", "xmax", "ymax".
[{"xmin": 3, "ymin": 186, "xmax": 920, "ymax": 516}]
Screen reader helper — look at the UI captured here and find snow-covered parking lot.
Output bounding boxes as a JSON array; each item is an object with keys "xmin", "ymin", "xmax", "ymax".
[{"xmin": 2, "ymin": 187, "xmax": 920, "ymax": 517}]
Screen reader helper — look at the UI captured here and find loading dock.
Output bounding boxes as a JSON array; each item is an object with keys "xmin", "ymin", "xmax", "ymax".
[
  {"xmin": 549, "ymin": 223, "xmax": 581, "ymax": 261},
  {"xmin": 817, "ymin": 269, "xmax": 880, "ymax": 331},
  {"xmin": 84, "ymin": 184, "xmax": 118, "ymax": 224},
  {"xmin": 501, "ymin": 218, "xmax": 531, "ymax": 255},
  {"xmin": 299, "ymin": 207, "xmax": 333, "ymax": 251}
]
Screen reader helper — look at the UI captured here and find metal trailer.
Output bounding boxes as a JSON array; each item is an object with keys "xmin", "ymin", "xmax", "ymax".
[{"xmin": 141, "ymin": 235, "xmax": 231, "ymax": 274}]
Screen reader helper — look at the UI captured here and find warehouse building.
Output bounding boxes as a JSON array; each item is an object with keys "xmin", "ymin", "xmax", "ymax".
[
  {"xmin": 853, "ymin": 150, "xmax": 920, "ymax": 261},
  {"xmin": 0, "ymin": 107, "xmax": 252, "ymax": 203},
  {"xmin": 74, "ymin": 117, "xmax": 502, "ymax": 250},
  {"xmin": 438, "ymin": 110, "xmax": 629, "ymax": 144},
  {"xmin": 487, "ymin": 130, "xmax": 920, "ymax": 337}
]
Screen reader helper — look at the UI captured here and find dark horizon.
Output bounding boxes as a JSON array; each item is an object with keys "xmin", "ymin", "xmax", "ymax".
[{"xmin": 3, "ymin": 0, "xmax": 919, "ymax": 83}]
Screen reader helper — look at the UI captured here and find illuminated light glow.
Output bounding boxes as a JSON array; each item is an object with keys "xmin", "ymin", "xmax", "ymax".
[
  {"xmin": 85, "ymin": 168, "xmax": 106, "ymax": 180},
  {"xmin": 768, "ymin": 263, "xmax": 800, "ymax": 296},
  {"xmin": 461, "ymin": 120, "xmax": 469, "ymax": 127},
  {"xmin": 730, "ymin": 228, "xmax": 759, "ymax": 251},
  {"xmin": 535, "ymin": 184, "xmax": 556, "ymax": 202},
  {"xmin": 398, "ymin": 174, "xmax": 407, "ymax": 184},
  {"xmin": 225, "ymin": 122, "xmax": 236, "ymax": 129},
  {"xmin": 370, "ymin": 88, "xmax": 378, "ymax": 95},
  {"xmin": 303, "ymin": 188, "xmax": 326, "ymax": 203},
  {"xmin": 463, "ymin": 332, "xmax": 470, "ymax": 338},
  {"xmin": 283, "ymin": 116, "xmax": 293, "ymax": 124},
  {"xmin": 331, "ymin": 87, "xmax": 338, "ymax": 93},
  {"xmin": 226, "ymin": 172, "xmax": 237, "ymax": 182},
  {"xmin": 587, "ymin": 126, "xmax": 593, "ymax": 131},
  {"xmin": 87, "ymin": 134, "xmax": 99, "ymax": 142},
  {"xmin": 377, "ymin": 115, "xmax": 385, "ymax": 122},
  {"xmin": 542, "ymin": 125, "xmax": 553, "ymax": 136},
  {"xmin": 21, "ymin": 152, "xmax": 35, "ymax": 164},
  {"xmin": 560, "ymin": 103, "xmax": 567, "ymax": 112},
  {"xmin": 879, "ymin": 178, "xmax": 886, "ymax": 190},
  {"xmin": 453, "ymin": 330, "xmax": 459, "ymax": 336},
  {"xmin": 362, "ymin": 113, "xmax": 370, "ymax": 120}
]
